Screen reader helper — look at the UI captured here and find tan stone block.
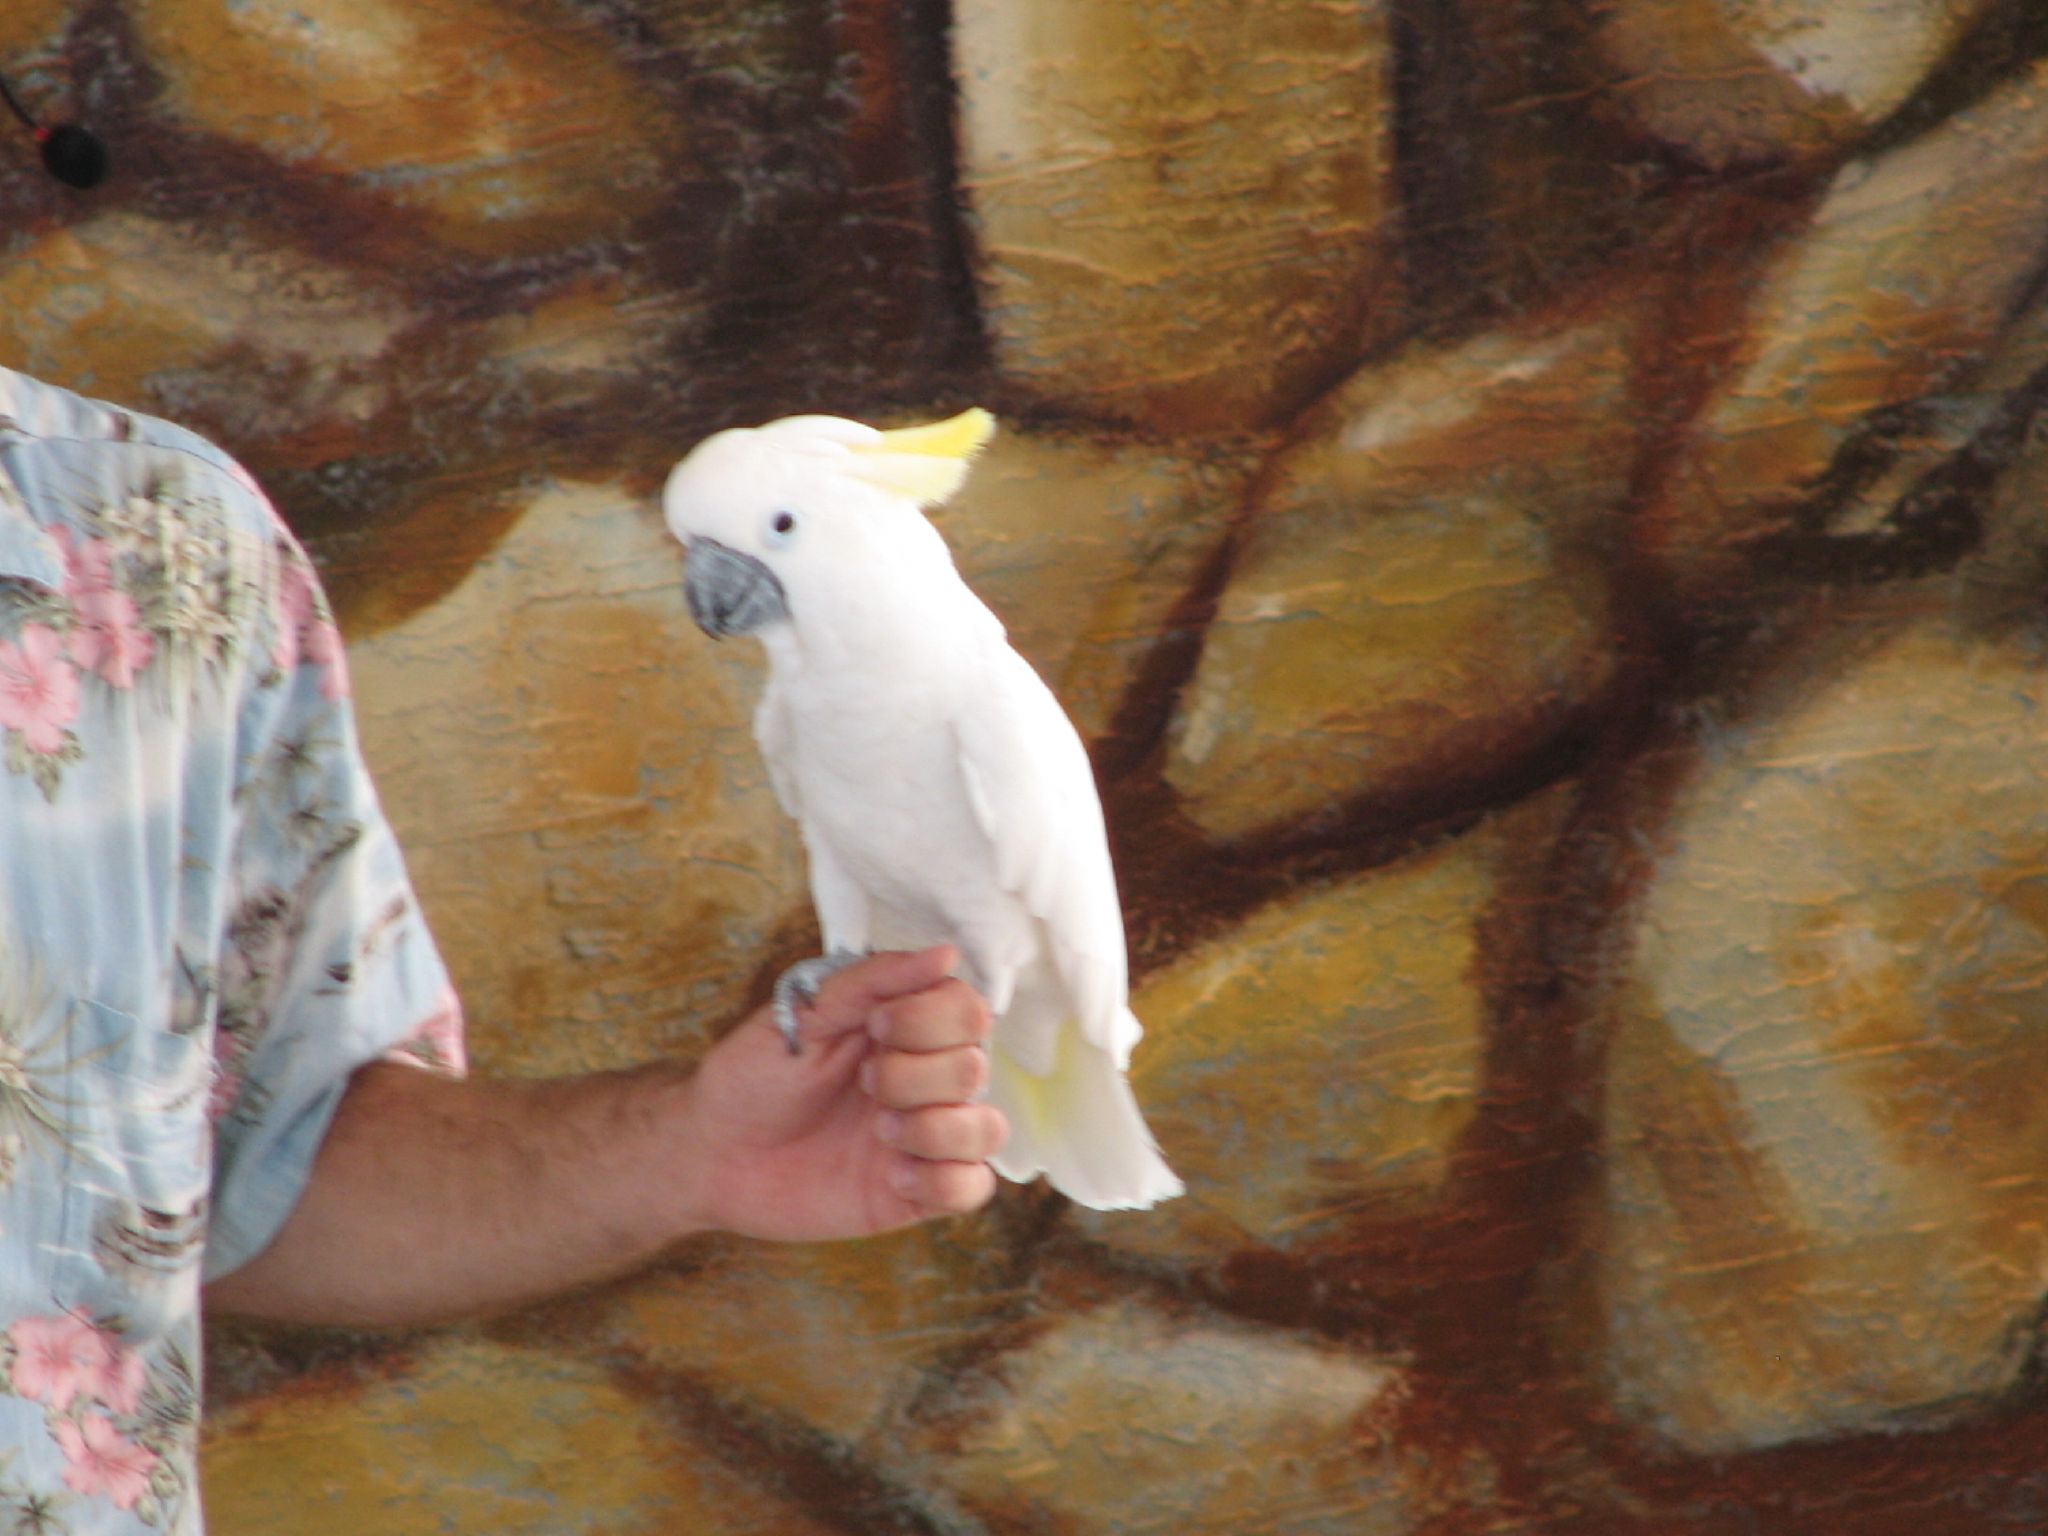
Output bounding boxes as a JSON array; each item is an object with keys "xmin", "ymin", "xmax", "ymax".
[
  {"xmin": 1643, "ymin": 57, "xmax": 2048, "ymax": 608},
  {"xmin": 202, "ymin": 1334, "xmax": 838, "ymax": 1535},
  {"xmin": 473, "ymin": 276, "xmax": 689, "ymax": 413},
  {"xmin": 0, "ymin": 221, "xmax": 695, "ymax": 511},
  {"xmin": 1392, "ymin": 5, "xmax": 1657, "ymax": 325},
  {"xmin": 0, "ymin": 3, "xmax": 72, "ymax": 67},
  {"xmin": 1587, "ymin": 604, "xmax": 2048, "ymax": 1452},
  {"xmin": 1951, "ymin": 306, "xmax": 2048, "ymax": 628},
  {"xmin": 953, "ymin": 0, "xmax": 1397, "ymax": 432},
  {"xmin": 877, "ymin": 1290, "xmax": 1492, "ymax": 1534},
  {"xmin": 1164, "ymin": 308, "xmax": 1638, "ymax": 843},
  {"xmin": 607, "ymin": 1220, "xmax": 1013, "ymax": 1444},
  {"xmin": 135, "ymin": 0, "xmax": 664, "ymax": 257},
  {"xmin": 345, "ymin": 476, "xmax": 803, "ymax": 1075},
  {"xmin": 1591, "ymin": 0, "xmax": 1996, "ymax": 168},
  {"xmin": 615, "ymin": 0, "xmax": 971, "ymax": 381},
  {"xmin": 1082, "ymin": 794, "xmax": 1561, "ymax": 1264},
  {"xmin": 0, "ymin": 211, "xmax": 409, "ymax": 432},
  {"xmin": 930, "ymin": 425, "xmax": 1247, "ymax": 740}
]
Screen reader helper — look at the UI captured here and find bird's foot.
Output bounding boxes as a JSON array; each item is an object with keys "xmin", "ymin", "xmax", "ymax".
[{"xmin": 771, "ymin": 949, "xmax": 864, "ymax": 1055}]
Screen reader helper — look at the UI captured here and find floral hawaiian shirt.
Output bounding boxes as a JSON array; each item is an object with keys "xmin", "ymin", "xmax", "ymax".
[{"xmin": 0, "ymin": 367, "xmax": 464, "ymax": 1534}]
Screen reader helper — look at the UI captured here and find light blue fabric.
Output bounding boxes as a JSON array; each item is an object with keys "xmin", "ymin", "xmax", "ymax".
[{"xmin": 0, "ymin": 367, "xmax": 462, "ymax": 1533}]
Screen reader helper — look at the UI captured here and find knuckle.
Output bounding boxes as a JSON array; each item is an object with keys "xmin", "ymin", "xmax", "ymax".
[
  {"xmin": 864, "ymin": 1003, "xmax": 894, "ymax": 1046},
  {"xmin": 945, "ymin": 979, "xmax": 994, "ymax": 1037},
  {"xmin": 935, "ymin": 1161, "xmax": 996, "ymax": 1213},
  {"xmin": 978, "ymin": 1105, "xmax": 1010, "ymax": 1159},
  {"xmin": 913, "ymin": 1103, "xmax": 998, "ymax": 1162},
  {"xmin": 892, "ymin": 985, "xmax": 986, "ymax": 1048},
  {"xmin": 897, "ymin": 1105, "xmax": 1007, "ymax": 1163},
  {"xmin": 906, "ymin": 1106, "xmax": 952, "ymax": 1158},
  {"xmin": 873, "ymin": 1052, "xmax": 913, "ymax": 1103},
  {"xmin": 898, "ymin": 1107, "xmax": 947, "ymax": 1158},
  {"xmin": 923, "ymin": 1166, "xmax": 966, "ymax": 1211},
  {"xmin": 873, "ymin": 1038, "xmax": 990, "ymax": 1107},
  {"xmin": 915, "ymin": 989, "xmax": 961, "ymax": 1035},
  {"xmin": 884, "ymin": 991, "xmax": 944, "ymax": 1046}
]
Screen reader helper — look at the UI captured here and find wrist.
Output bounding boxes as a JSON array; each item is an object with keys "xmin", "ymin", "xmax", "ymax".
[{"xmin": 631, "ymin": 1060, "xmax": 724, "ymax": 1243}]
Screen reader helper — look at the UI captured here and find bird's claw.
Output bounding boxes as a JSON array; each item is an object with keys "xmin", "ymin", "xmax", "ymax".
[{"xmin": 771, "ymin": 949, "xmax": 864, "ymax": 1055}]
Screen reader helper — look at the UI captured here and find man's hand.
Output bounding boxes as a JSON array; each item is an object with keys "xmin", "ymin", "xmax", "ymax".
[
  {"xmin": 678, "ymin": 946, "xmax": 1009, "ymax": 1241},
  {"xmin": 205, "ymin": 947, "xmax": 1007, "ymax": 1328}
]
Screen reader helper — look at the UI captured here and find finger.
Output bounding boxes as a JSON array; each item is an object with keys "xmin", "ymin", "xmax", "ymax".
[
  {"xmin": 863, "ymin": 1042, "xmax": 987, "ymax": 1109},
  {"xmin": 877, "ymin": 1102, "xmax": 1008, "ymax": 1163},
  {"xmin": 867, "ymin": 978, "xmax": 992, "ymax": 1052},
  {"xmin": 888, "ymin": 1155, "xmax": 997, "ymax": 1218},
  {"xmin": 800, "ymin": 947, "xmax": 959, "ymax": 1037}
]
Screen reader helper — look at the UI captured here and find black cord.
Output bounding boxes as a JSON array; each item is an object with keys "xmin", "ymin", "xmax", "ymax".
[{"xmin": 0, "ymin": 73, "xmax": 39, "ymax": 135}]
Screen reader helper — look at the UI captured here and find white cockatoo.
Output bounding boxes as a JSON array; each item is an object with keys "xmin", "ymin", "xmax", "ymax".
[{"xmin": 663, "ymin": 407, "xmax": 1182, "ymax": 1211}]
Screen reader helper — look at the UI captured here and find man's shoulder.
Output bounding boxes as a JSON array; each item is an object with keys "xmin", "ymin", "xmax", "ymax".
[
  {"xmin": 0, "ymin": 366, "xmax": 257, "ymax": 483},
  {"xmin": 0, "ymin": 367, "xmax": 284, "ymax": 548}
]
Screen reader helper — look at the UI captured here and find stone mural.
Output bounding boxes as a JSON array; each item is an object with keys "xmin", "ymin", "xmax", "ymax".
[{"xmin": 4, "ymin": 0, "xmax": 2048, "ymax": 1531}]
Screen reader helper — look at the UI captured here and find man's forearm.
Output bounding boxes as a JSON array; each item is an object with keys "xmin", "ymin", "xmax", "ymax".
[
  {"xmin": 200, "ymin": 948, "xmax": 1006, "ymax": 1328},
  {"xmin": 202, "ymin": 1059, "xmax": 709, "ymax": 1328}
]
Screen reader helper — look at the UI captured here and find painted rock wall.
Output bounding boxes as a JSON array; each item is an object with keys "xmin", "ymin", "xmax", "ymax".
[{"xmin": 3, "ymin": 1, "xmax": 2048, "ymax": 1532}]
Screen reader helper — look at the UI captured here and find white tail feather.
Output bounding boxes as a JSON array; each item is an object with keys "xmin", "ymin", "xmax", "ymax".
[{"xmin": 984, "ymin": 1015, "xmax": 1183, "ymax": 1212}]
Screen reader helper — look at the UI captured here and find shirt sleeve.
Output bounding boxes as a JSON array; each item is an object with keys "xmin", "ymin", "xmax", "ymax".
[{"xmin": 201, "ymin": 522, "xmax": 466, "ymax": 1282}]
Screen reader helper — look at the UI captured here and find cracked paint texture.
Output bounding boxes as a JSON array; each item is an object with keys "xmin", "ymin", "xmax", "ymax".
[{"xmin": 4, "ymin": 0, "xmax": 2048, "ymax": 1532}]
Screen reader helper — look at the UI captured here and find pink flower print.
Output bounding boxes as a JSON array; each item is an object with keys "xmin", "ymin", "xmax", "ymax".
[
  {"xmin": 10, "ymin": 1314, "xmax": 108, "ymax": 1409},
  {"xmin": 398, "ymin": 986, "xmax": 468, "ymax": 1075},
  {"xmin": 10, "ymin": 1315, "xmax": 144, "ymax": 1416},
  {"xmin": 207, "ymin": 1031, "xmax": 252, "ymax": 1123},
  {"xmin": 53, "ymin": 527, "xmax": 154, "ymax": 686},
  {"xmin": 89, "ymin": 1340, "xmax": 147, "ymax": 1417},
  {"xmin": 53, "ymin": 1413, "xmax": 159, "ymax": 1511},
  {"xmin": 68, "ymin": 584, "xmax": 154, "ymax": 689},
  {"xmin": 273, "ymin": 552, "xmax": 351, "ymax": 700},
  {"xmin": 304, "ymin": 610, "xmax": 350, "ymax": 700},
  {"xmin": 0, "ymin": 624, "xmax": 79, "ymax": 754},
  {"xmin": 51, "ymin": 524, "xmax": 115, "ymax": 597}
]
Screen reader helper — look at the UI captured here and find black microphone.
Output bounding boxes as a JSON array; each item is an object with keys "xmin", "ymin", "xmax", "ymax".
[{"xmin": 0, "ymin": 71, "xmax": 107, "ymax": 189}]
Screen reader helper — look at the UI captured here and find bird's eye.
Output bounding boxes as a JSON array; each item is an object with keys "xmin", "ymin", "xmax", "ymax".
[{"xmin": 764, "ymin": 509, "xmax": 799, "ymax": 548}]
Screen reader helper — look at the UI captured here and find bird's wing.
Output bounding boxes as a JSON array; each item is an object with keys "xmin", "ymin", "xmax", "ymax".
[{"xmin": 952, "ymin": 636, "xmax": 1138, "ymax": 1065}]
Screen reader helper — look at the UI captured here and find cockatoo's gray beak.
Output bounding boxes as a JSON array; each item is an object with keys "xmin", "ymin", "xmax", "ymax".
[{"xmin": 684, "ymin": 538, "xmax": 789, "ymax": 639}]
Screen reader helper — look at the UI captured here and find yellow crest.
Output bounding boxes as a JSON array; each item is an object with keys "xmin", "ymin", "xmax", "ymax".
[{"xmin": 842, "ymin": 407, "xmax": 996, "ymax": 505}]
